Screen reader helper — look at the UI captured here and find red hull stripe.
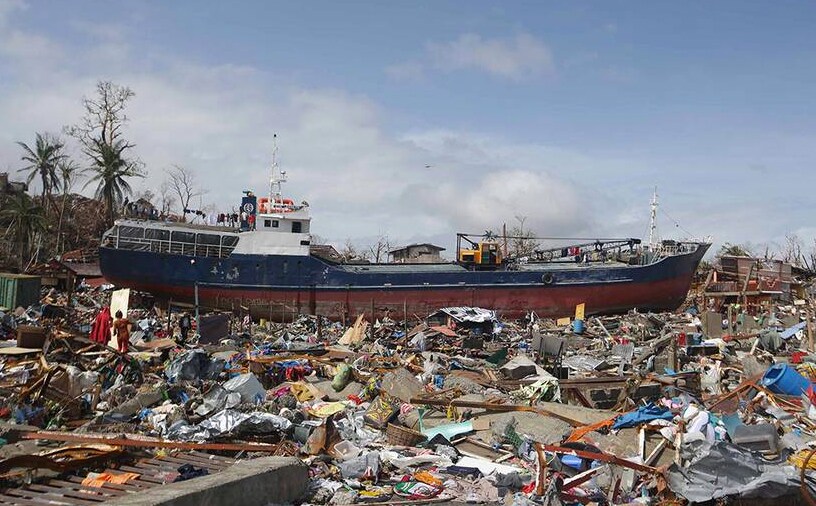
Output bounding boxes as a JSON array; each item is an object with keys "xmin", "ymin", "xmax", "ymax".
[{"xmin": 107, "ymin": 276, "xmax": 691, "ymax": 319}]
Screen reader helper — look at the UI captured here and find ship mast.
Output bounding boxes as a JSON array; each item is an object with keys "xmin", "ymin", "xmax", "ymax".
[
  {"xmin": 269, "ymin": 134, "xmax": 287, "ymax": 208},
  {"xmin": 648, "ymin": 186, "xmax": 659, "ymax": 249}
]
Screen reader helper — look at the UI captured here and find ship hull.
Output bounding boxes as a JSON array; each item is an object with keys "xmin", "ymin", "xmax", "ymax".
[{"xmin": 99, "ymin": 243, "xmax": 709, "ymax": 320}]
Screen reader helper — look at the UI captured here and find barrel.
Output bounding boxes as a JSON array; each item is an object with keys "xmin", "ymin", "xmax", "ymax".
[
  {"xmin": 761, "ymin": 363, "xmax": 811, "ymax": 396},
  {"xmin": 572, "ymin": 319, "xmax": 585, "ymax": 334}
]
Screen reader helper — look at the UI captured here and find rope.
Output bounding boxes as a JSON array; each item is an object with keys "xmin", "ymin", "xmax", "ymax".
[
  {"xmin": 659, "ymin": 208, "xmax": 696, "ymax": 239},
  {"xmin": 796, "ymin": 447, "xmax": 816, "ymax": 505}
]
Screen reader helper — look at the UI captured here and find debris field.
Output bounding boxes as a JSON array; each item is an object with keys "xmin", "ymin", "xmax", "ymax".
[{"xmin": 0, "ymin": 280, "xmax": 815, "ymax": 505}]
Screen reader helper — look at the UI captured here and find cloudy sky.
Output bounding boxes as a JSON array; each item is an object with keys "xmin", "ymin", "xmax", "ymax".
[{"xmin": 1, "ymin": 1, "xmax": 815, "ymax": 255}]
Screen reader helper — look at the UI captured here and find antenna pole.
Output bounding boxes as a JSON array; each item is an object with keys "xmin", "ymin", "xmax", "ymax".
[
  {"xmin": 648, "ymin": 186, "xmax": 659, "ymax": 249},
  {"xmin": 269, "ymin": 134, "xmax": 287, "ymax": 210}
]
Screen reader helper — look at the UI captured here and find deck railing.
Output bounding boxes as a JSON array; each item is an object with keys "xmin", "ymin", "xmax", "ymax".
[{"xmin": 104, "ymin": 227, "xmax": 237, "ymax": 259}]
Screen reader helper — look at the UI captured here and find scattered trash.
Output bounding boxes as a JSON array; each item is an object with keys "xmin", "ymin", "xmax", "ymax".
[{"xmin": 1, "ymin": 274, "xmax": 816, "ymax": 505}]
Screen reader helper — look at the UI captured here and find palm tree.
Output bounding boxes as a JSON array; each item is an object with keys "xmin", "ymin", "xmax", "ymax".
[
  {"xmin": 56, "ymin": 159, "xmax": 80, "ymax": 254},
  {"xmin": 84, "ymin": 139, "xmax": 143, "ymax": 226},
  {"xmin": 1, "ymin": 193, "xmax": 47, "ymax": 270},
  {"xmin": 17, "ymin": 133, "xmax": 66, "ymax": 207}
]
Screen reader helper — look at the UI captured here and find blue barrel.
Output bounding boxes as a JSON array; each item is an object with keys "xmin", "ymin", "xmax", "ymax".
[
  {"xmin": 761, "ymin": 363, "xmax": 811, "ymax": 396},
  {"xmin": 573, "ymin": 319, "xmax": 585, "ymax": 334}
]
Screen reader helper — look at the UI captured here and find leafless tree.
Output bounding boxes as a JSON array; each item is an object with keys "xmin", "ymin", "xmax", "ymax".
[
  {"xmin": 368, "ymin": 234, "xmax": 392, "ymax": 263},
  {"xmin": 339, "ymin": 239, "xmax": 370, "ymax": 263},
  {"xmin": 808, "ymin": 239, "xmax": 816, "ymax": 274},
  {"xmin": 779, "ymin": 233, "xmax": 816, "ymax": 274},
  {"xmin": 781, "ymin": 234, "xmax": 804, "ymax": 265},
  {"xmin": 65, "ymin": 81, "xmax": 144, "ymax": 226},
  {"xmin": 158, "ymin": 180, "xmax": 175, "ymax": 217},
  {"xmin": 507, "ymin": 215, "xmax": 539, "ymax": 258},
  {"xmin": 166, "ymin": 165, "xmax": 204, "ymax": 222},
  {"xmin": 66, "ymin": 81, "xmax": 136, "ymax": 151}
]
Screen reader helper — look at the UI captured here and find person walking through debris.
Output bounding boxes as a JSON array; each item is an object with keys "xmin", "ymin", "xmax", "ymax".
[
  {"xmin": 112, "ymin": 310, "xmax": 130, "ymax": 354},
  {"xmin": 179, "ymin": 312, "xmax": 192, "ymax": 344}
]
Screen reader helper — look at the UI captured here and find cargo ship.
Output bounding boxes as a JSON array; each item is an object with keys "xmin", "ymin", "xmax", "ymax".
[{"xmin": 99, "ymin": 154, "xmax": 709, "ymax": 320}]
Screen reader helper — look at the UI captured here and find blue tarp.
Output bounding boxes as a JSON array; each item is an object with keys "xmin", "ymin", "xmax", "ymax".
[
  {"xmin": 779, "ymin": 321, "xmax": 807, "ymax": 340},
  {"xmin": 612, "ymin": 402, "xmax": 674, "ymax": 429}
]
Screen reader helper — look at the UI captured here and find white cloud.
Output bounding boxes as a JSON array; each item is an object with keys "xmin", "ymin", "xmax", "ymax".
[
  {"xmin": 419, "ymin": 169, "xmax": 588, "ymax": 237},
  {"xmin": 384, "ymin": 61, "xmax": 424, "ymax": 81},
  {"xmin": 427, "ymin": 33, "xmax": 555, "ymax": 80},
  {"xmin": 0, "ymin": 7, "xmax": 644, "ymax": 252}
]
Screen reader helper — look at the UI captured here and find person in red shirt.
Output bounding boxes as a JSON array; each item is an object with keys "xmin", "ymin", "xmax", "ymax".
[{"xmin": 112, "ymin": 310, "xmax": 130, "ymax": 354}]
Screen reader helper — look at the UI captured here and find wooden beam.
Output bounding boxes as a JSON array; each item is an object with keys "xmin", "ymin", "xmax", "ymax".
[{"xmin": 21, "ymin": 431, "xmax": 282, "ymax": 452}]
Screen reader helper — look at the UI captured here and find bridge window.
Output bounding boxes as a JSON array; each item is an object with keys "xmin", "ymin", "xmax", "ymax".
[
  {"xmin": 145, "ymin": 229, "xmax": 169, "ymax": 241},
  {"xmin": 196, "ymin": 233, "xmax": 221, "ymax": 257},
  {"xmin": 196, "ymin": 233, "xmax": 220, "ymax": 245},
  {"xmin": 119, "ymin": 226, "xmax": 144, "ymax": 239},
  {"xmin": 117, "ymin": 225, "xmax": 148, "ymax": 251},
  {"xmin": 171, "ymin": 231, "xmax": 195, "ymax": 243},
  {"xmin": 292, "ymin": 221, "xmax": 302, "ymax": 233}
]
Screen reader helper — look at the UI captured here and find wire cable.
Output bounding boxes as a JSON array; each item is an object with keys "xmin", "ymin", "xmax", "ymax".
[{"xmin": 659, "ymin": 208, "xmax": 696, "ymax": 239}]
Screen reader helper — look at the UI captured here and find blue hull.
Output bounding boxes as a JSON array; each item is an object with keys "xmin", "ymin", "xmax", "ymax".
[{"xmin": 99, "ymin": 243, "xmax": 709, "ymax": 319}]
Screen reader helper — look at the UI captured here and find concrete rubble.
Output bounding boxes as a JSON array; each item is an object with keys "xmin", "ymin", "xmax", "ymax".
[{"xmin": 1, "ymin": 281, "xmax": 816, "ymax": 504}]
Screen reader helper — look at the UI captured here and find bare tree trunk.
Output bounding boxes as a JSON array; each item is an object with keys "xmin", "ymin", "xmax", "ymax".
[
  {"xmin": 25, "ymin": 235, "xmax": 41, "ymax": 272},
  {"xmin": 56, "ymin": 193, "xmax": 68, "ymax": 255}
]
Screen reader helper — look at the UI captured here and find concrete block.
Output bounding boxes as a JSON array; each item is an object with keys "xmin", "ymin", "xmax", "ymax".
[
  {"xmin": 106, "ymin": 456, "xmax": 308, "ymax": 506},
  {"xmin": 381, "ymin": 368, "xmax": 423, "ymax": 402}
]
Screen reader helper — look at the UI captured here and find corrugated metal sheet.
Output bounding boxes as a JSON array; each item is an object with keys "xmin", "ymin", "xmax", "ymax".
[{"xmin": 0, "ymin": 274, "xmax": 41, "ymax": 309}]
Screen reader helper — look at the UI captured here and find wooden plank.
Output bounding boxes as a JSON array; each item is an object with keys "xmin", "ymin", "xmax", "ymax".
[
  {"xmin": 0, "ymin": 493, "xmax": 64, "ymax": 506},
  {"xmin": 65, "ymin": 476, "xmax": 145, "ymax": 491},
  {"xmin": 51, "ymin": 478, "xmax": 130, "ymax": 494},
  {"xmin": 188, "ymin": 451, "xmax": 236, "ymax": 464},
  {"xmin": 152, "ymin": 455, "xmax": 227, "ymax": 471},
  {"xmin": 21, "ymin": 431, "xmax": 280, "ymax": 453},
  {"xmin": 108, "ymin": 466, "xmax": 167, "ymax": 483},
  {"xmin": 5, "ymin": 488, "xmax": 96, "ymax": 506},
  {"xmin": 25, "ymin": 484, "xmax": 109, "ymax": 502}
]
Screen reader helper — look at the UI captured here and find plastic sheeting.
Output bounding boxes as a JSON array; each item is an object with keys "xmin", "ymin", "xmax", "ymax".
[
  {"xmin": 612, "ymin": 402, "xmax": 674, "ymax": 429},
  {"xmin": 164, "ymin": 349, "xmax": 224, "ymax": 382},
  {"xmin": 165, "ymin": 408, "xmax": 292, "ymax": 442},
  {"xmin": 563, "ymin": 355, "xmax": 608, "ymax": 372},
  {"xmin": 193, "ymin": 385, "xmax": 241, "ymax": 417},
  {"xmin": 666, "ymin": 439, "xmax": 800, "ymax": 502},
  {"xmin": 222, "ymin": 373, "xmax": 265, "ymax": 403},
  {"xmin": 338, "ymin": 452, "xmax": 380, "ymax": 479},
  {"xmin": 436, "ymin": 307, "xmax": 497, "ymax": 323}
]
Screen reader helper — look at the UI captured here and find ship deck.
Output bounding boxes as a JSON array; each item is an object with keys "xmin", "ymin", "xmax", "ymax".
[
  {"xmin": 119, "ymin": 218, "xmax": 239, "ymax": 234},
  {"xmin": 336, "ymin": 259, "xmax": 632, "ymax": 274}
]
